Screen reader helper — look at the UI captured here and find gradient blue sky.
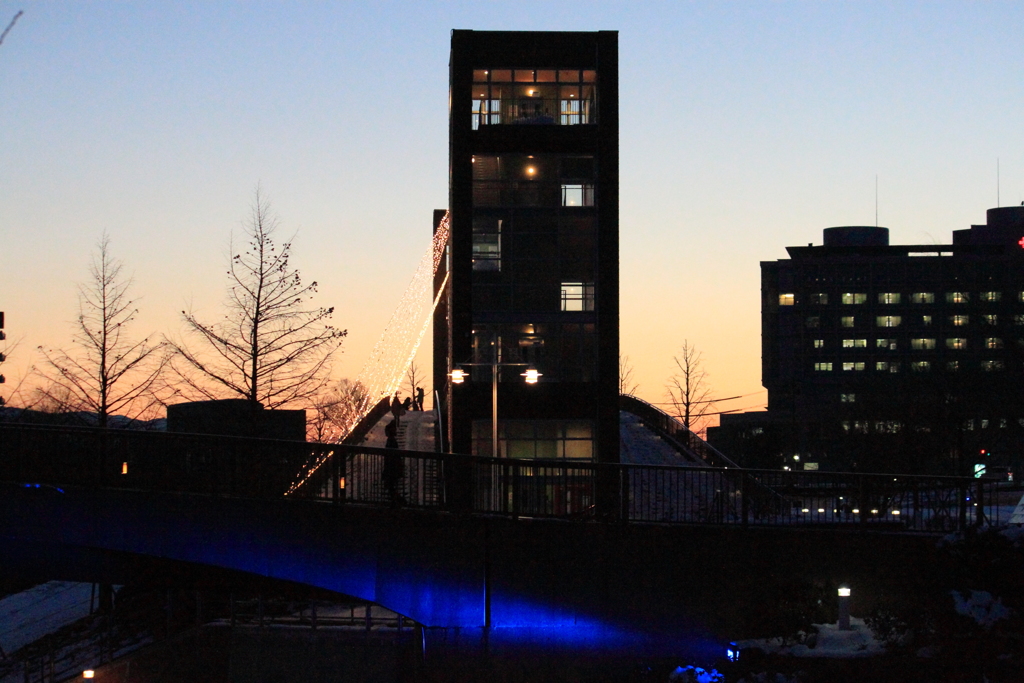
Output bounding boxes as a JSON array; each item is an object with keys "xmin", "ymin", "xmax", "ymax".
[{"xmin": 3, "ymin": 1, "xmax": 1024, "ymax": 417}]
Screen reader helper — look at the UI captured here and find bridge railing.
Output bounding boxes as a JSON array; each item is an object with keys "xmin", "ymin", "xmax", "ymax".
[{"xmin": 0, "ymin": 424, "xmax": 1003, "ymax": 532}]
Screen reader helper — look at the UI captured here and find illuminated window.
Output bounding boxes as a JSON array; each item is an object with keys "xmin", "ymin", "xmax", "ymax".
[
  {"xmin": 840, "ymin": 393, "xmax": 856, "ymax": 403},
  {"xmin": 910, "ymin": 338, "xmax": 936, "ymax": 350},
  {"xmin": 560, "ymin": 282, "xmax": 595, "ymax": 311},
  {"xmin": 1015, "ymin": 315, "xmax": 1024, "ymax": 325},
  {"xmin": 946, "ymin": 292, "xmax": 969, "ymax": 304},
  {"xmin": 841, "ymin": 316, "xmax": 855, "ymax": 328},
  {"xmin": 983, "ymin": 315, "xmax": 998, "ymax": 326},
  {"xmin": 841, "ymin": 293, "xmax": 867, "ymax": 305},
  {"xmin": 910, "ymin": 293, "xmax": 934, "ymax": 304},
  {"xmin": 910, "ymin": 361, "xmax": 931, "ymax": 372},
  {"xmin": 876, "ymin": 338, "xmax": 897, "ymax": 350},
  {"xmin": 813, "ymin": 339, "xmax": 824, "ymax": 348},
  {"xmin": 842, "ymin": 339, "xmax": 867, "ymax": 348},
  {"xmin": 778, "ymin": 293, "xmax": 795, "ymax": 306},
  {"xmin": 475, "ymin": 419, "xmax": 595, "ymax": 459},
  {"xmin": 471, "ymin": 68, "xmax": 597, "ymax": 128},
  {"xmin": 981, "ymin": 291, "xmax": 1002, "ymax": 302},
  {"xmin": 814, "ymin": 362, "xmax": 832, "ymax": 371},
  {"xmin": 946, "ymin": 338, "xmax": 967, "ymax": 350},
  {"xmin": 981, "ymin": 360, "xmax": 1006, "ymax": 372},
  {"xmin": 842, "ymin": 362, "xmax": 866, "ymax": 371},
  {"xmin": 810, "ymin": 293, "xmax": 828, "ymax": 304},
  {"xmin": 947, "ymin": 360, "xmax": 960, "ymax": 371},
  {"xmin": 950, "ymin": 315, "xmax": 969, "ymax": 326},
  {"xmin": 921, "ymin": 315, "xmax": 933, "ymax": 326},
  {"xmin": 876, "ymin": 361, "xmax": 900, "ymax": 373},
  {"xmin": 561, "ymin": 183, "xmax": 595, "ymax": 207},
  {"xmin": 878, "ymin": 292, "xmax": 901, "ymax": 304},
  {"xmin": 875, "ymin": 421, "xmax": 901, "ymax": 433},
  {"xmin": 876, "ymin": 316, "xmax": 901, "ymax": 327},
  {"xmin": 806, "ymin": 316, "xmax": 820, "ymax": 328},
  {"xmin": 985, "ymin": 337, "xmax": 1004, "ymax": 349}
]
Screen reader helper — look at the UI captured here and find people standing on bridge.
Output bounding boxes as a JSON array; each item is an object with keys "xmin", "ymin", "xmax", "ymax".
[
  {"xmin": 415, "ymin": 387, "xmax": 425, "ymax": 411},
  {"xmin": 382, "ymin": 418, "xmax": 404, "ymax": 506},
  {"xmin": 390, "ymin": 394, "xmax": 404, "ymax": 427}
]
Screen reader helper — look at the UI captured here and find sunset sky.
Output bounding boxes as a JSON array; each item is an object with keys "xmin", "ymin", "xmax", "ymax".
[{"xmin": 3, "ymin": 1, "xmax": 1024, "ymax": 421}]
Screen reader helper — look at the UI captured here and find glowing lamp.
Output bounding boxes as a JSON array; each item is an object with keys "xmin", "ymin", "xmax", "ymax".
[
  {"xmin": 1018, "ymin": 236, "xmax": 1024, "ymax": 249},
  {"xmin": 450, "ymin": 367, "xmax": 466, "ymax": 384},
  {"xmin": 838, "ymin": 587, "xmax": 851, "ymax": 597},
  {"xmin": 526, "ymin": 166, "xmax": 536, "ymax": 176},
  {"xmin": 121, "ymin": 462, "xmax": 128, "ymax": 475},
  {"xmin": 521, "ymin": 368, "xmax": 541, "ymax": 384},
  {"xmin": 83, "ymin": 672, "xmax": 95, "ymax": 679}
]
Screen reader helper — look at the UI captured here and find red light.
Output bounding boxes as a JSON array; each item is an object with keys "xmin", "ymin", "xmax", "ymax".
[{"xmin": 1018, "ymin": 236, "xmax": 1024, "ymax": 248}]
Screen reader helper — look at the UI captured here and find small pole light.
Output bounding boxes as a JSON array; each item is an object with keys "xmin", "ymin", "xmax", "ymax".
[
  {"xmin": 83, "ymin": 671, "xmax": 95, "ymax": 679},
  {"xmin": 837, "ymin": 586, "xmax": 851, "ymax": 630},
  {"xmin": 450, "ymin": 367, "xmax": 466, "ymax": 384},
  {"xmin": 521, "ymin": 367, "xmax": 541, "ymax": 384}
]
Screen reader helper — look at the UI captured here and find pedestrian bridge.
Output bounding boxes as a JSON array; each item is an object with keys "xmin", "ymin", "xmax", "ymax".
[{"xmin": 0, "ymin": 422, "xmax": 1004, "ymax": 656}]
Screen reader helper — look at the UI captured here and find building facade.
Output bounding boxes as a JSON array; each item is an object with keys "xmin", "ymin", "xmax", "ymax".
[
  {"xmin": 434, "ymin": 30, "xmax": 620, "ymax": 464},
  {"xmin": 712, "ymin": 206, "xmax": 1024, "ymax": 475}
]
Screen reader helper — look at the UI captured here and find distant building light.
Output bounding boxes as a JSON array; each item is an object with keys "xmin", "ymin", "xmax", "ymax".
[
  {"xmin": 450, "ymin": 367, "xmax": 466, "ymax": 384},
  {"xmin": 838, "ymin": 587, "xmax": 851, "ymax": 597},
  {"xmin": 121, "ymin": 462, "xmax": 128, "ymax": 475},
  {"xmin": 83, "ymin": 672, "xmax": 95, "ymax": 679}
]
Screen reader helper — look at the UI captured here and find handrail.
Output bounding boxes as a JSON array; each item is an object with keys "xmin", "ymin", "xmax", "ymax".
[
  {"xmin": 619, "ymin": 394, "xmax": 742, "ymax": 468},
  {"xmin": 342, "ymin": 397, "xmax": 390, "ymax": 445}
]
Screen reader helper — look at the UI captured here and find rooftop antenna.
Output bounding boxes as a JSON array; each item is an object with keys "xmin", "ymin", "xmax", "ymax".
[{"xmin": 875, "ymin": 174, "xmax": 878, "ymax": 227}]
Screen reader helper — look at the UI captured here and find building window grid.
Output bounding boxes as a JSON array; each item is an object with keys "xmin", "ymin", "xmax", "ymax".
[{"xmin": 471, "ymin": 68, "xmax": 597, "ymax": 129}]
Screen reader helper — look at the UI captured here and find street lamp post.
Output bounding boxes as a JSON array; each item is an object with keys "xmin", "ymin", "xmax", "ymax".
[{"xmin": 450, "ymin": 361, "xmax": 540, "ymax": 459}]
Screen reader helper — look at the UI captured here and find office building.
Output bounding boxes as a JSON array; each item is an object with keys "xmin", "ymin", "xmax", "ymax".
[{"xmin": 712, "ymin": 206, "xmax": 1024, "ymax": 474}]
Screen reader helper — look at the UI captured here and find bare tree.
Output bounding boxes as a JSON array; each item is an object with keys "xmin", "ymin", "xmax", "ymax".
[
  {"xmin": 404, "ymin": 360, "xmax": 424, "ymax": 409},
  {"xmin": 665, "ymin": 340, "xmax": 714, "ymax": 436},
  {"xmin": 619, "ymin": 353, "xmax": 639, "ymax": 396},
  {"xmin": 34, "ymin": 235, "xmax": 166, "ymax": 427},
  {"xmin": 307, "ymin": 379, "xmax": 368, "ymax": 442},
  {"xmin": 169, "ymin": 187, "xmax": 346, "ymax": 416}
]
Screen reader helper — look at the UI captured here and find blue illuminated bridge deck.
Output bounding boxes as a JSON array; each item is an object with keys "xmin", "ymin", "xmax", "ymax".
[{"xmin": 0, "ymin": 421, "xmax": 1010, "ymax": 658}]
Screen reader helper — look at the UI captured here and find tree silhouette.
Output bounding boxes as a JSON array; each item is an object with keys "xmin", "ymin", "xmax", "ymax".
[
  {"xmin": 665, "ymin": 340, "xmax": 714, "ymax": 436},
  {"xmin": 35, "ymin": 235, "xmax": 166, "ymax": 427},
  {"xmin": 169, "ymin": 187, "xmax": 346, "ymax": 415}
]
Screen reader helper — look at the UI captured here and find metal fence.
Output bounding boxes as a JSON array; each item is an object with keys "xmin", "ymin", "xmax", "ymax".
[{"xmin": 0, "ymin": 424, "xmax": 1005, "ymax": 532}]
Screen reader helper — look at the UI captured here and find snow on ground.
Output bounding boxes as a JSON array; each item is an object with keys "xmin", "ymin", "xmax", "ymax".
[
  {"xmin": 360, "ymin": 409, "xmax": 434, "ymax": 451},
  {"xmin": 0, "ymin": 582, "xmax": 93, "ymax": 655},
  {"xmin": 619, "ymin": 412, "xmax": 699, "ymax": 466},
  {"xmin": 736, "ymin": 618, "xmax": 884, "ymax": 658}
]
